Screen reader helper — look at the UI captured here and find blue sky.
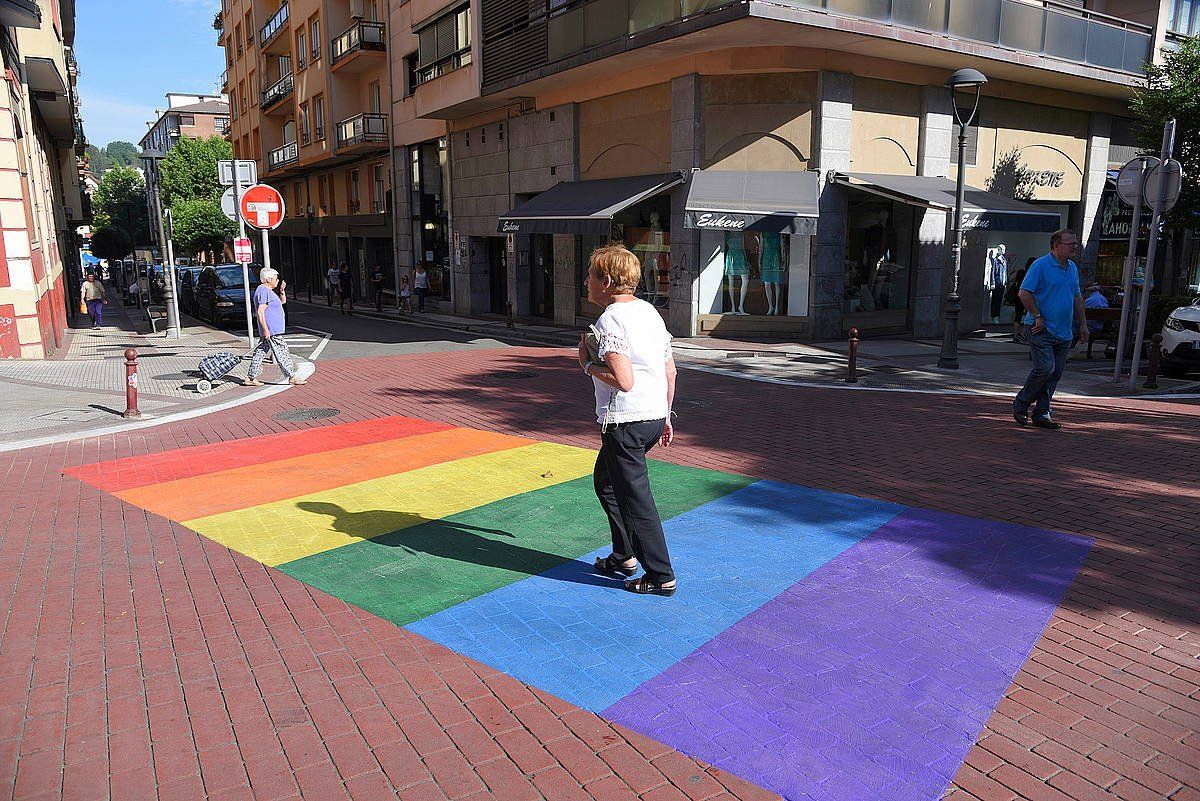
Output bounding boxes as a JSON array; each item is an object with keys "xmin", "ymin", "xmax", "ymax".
[{"xmin": 74, "ymin": 0, "xmax": 226, "ymax": 148}]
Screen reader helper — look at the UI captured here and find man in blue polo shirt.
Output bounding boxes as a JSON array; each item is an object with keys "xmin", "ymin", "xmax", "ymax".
[{"xmin": 1013, "ymin": 228, "xmax": 1087, "ymax": 429}]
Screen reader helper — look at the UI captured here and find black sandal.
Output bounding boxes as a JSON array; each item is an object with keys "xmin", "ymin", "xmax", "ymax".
[
  {"xmin": 624, "ymin": 575, "xmax": 677, "ymax": 597},
  {"xmin": 595, "ymin": 554, "xmax": 638, "ymax": 577}
]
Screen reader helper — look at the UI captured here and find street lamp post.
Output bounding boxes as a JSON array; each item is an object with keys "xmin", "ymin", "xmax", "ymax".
[
  {"xmin": 938, "ymin": 67, "xmax": 988, "ymax": 370},
  {"xmin": 140, "ymin": 148, "xmax": 182, "ymax": 339}
]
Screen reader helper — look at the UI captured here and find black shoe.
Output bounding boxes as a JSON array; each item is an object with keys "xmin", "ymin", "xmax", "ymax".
[
  {"xmin": 1031, "ymin": 417, "xmax": 1061, "ymax": 430},
  {"xmin": 1012, "ymin": 402, "xmax": 1028, "ymax": 426}
]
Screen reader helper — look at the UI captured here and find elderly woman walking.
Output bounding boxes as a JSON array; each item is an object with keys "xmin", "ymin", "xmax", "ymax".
[
  {"xmin": 579, "ymin": 245, "xmax": 678, "ymax": 597},
  {"xmin": 245, "ymin": 267, "xmax": 306, "ymax": 386}
]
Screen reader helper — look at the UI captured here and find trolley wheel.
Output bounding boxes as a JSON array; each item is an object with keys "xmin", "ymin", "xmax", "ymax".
[{"xmin": 196, "ymin": 379, "xmax": 213, "ymax": 394}]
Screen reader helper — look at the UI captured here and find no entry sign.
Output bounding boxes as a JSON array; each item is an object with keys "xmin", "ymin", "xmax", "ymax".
[{"xmin": 240, "ymin": 184, "xmax": 285, "ymax": 230}]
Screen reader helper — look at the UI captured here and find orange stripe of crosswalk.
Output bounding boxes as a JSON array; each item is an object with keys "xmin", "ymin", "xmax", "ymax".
[{"xmin": 115, "ymin": 427, "xmax": 533, "ymax": 522}]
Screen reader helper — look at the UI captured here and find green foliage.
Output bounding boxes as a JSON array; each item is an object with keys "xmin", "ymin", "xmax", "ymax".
[
  {"xmin": 159, "ymin": 136, "xmax": 233, "ymax": 207},
  {"xmin": 1131, "ymin": 37, "xmax": 1200, "ymax": 225},
  {"xmin": 88, "ymin": 226, "xmax": 132, "ymax": 263},
  {"xmin": 986, "ymin": 148, "xmax": 1036, "ymax": 201},
  {"xmin": 92, "ymin": 166, "xmax": 150, "ymax": 244},
  {"xmin": 170, "ymin": 198, "xmax": 235, "ymax": 257},
  {"xmin": 105, "ymin": 141, "xmax": 139, "ymax": 169},
  {"xmin": 85, "ymin": 144, "xmax": 112, "ymax": 173}
]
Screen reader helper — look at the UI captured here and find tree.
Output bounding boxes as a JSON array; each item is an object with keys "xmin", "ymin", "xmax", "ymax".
[
  {"xmin": 85, "ymin": 144, "xmax": 112, "ymax": 174},
  {"xmin": 159, "ymin": 136, "xmax": 233, "ymax": 206},
  {"xmin": 1131, "ymin": 36, "xmax": 1200, "ymax": 225},
  {"xmin": 171, "ymin": 198, "xmax": 235, "ymax": 260},
  {"xmin": 986, "ymin": 148, "xmax": 1036, "ymax": 201},
  {"xmin": 92, "ymin": 166, "xmax": 150, "ymax": 244},
  {"xmin": 89, "ymin": 226, "xmax": 132, "ymax": 263},
  {"xmin": 105, "ymin": 141, "xmax": 139, "ymax": 169}
]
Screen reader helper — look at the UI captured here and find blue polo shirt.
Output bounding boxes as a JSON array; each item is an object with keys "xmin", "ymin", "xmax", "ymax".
[{"xmin": 1021, "ymin": 253, "xmax": 1080, "ymax": 341}]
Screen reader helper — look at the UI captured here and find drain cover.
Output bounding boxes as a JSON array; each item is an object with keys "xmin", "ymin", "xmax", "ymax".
[
  {"xmin": 492, "ymin": 370, "xmax": 537, "ymax": 379},
  {"xmin": 272, "ymin": 407, "xmax": 341, "ymax": 421}
]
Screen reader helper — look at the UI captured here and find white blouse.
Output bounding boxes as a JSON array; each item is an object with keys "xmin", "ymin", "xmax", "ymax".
[{"xmin": 591, "ymin": 298, "xmax": 672, "ymax": 425}]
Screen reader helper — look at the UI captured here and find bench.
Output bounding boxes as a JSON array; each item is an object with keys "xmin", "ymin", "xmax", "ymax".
[
  {"xmin": 147, "ymin": 305, "xmax": 168, "ymax": 334},
  {"xmin": 1084, "ymin": 306, "xmax": 1122, "ymax": 358}
]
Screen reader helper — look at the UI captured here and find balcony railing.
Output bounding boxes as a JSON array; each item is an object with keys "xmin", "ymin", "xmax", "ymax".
[
  {"xmin": 268, "ymin": 140, "xmax": 299, "ymax": 171},
  {"xmin": 259, "ymin": 3, "xmax": 289, "ymax": 48},
  {"xmin": 530, "ymin": 0, "xmax": 1153, "ymax": 79},
  {"xmin": 331, "ymin": 20, "xmax": 386, "ymax": 64},
  {"xmin": 220, "ymin": 69, "xmax": 228, "ymax": 90},
  {"xmin": 261, "ymin": 72, "xmax": 294, "ymax": 109},
  {"xmin": 221, "ymin": 119, "xmax": 231, "ymax": 136},
  {"xmin": 336, "ymin": 112, "xmax": 388, "ymax": 148}
]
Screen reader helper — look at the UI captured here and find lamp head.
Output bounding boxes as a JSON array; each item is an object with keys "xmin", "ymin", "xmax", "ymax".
[{"xmin": 945, "ymin": 68, "xmax": 988, "ymax": 90}]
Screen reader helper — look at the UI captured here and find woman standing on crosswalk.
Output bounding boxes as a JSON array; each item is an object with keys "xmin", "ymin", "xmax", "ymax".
[{"xmin": 245, "ymin": 267, "xmax": 307, "ymax": 386}]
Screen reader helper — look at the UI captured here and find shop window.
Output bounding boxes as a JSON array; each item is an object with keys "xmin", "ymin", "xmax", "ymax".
[
  {"xmin": 716, "ymin": 232, "xmax": 794, "ymax": 316},
  {"xmin": 843, "ymin": 197, "xmax": 915, "ymax": 326}
]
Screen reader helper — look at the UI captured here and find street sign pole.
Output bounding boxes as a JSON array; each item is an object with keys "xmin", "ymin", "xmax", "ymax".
[
  {"xmin": 1113, "ymin": 157, "xmax": 1150, "ymax": 383},
  {"xmin": 1129, "ymin": 119, "xmax": 1176, "ymax": 390},
  {"xmin": 164, "ymin": 209, "xmax": 183, "ymax": 337},
  {"xmin": 233, "ymin": 163, "xmax": 254, "ymax": 350}
]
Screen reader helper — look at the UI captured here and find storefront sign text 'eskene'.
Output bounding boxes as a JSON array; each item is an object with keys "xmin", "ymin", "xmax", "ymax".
[
  {"xmin": 500, "ymin": 220, "xmax": 521, "ymax": 233},
  {"xmin": 690, "ymin": 212, "xmax": 748, "ymax": 230}
]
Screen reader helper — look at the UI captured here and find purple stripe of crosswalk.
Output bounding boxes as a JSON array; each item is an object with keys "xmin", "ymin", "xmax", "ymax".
[{"xmin": 602, "ymin": 507, "xmax": 1092, "ymax": 801}]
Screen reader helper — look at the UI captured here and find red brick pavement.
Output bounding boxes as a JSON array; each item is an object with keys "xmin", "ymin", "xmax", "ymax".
[{"xmin": 1, "ymin": 345, "xmax": 1197, "ymax": 801}]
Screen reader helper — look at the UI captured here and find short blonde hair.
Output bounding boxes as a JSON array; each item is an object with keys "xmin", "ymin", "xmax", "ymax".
[{"xmin": 589, "ymin": 245, "xmax": 640, "ymax": 294}]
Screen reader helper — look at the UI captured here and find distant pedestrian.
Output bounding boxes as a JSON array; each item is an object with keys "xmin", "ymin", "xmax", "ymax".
[
  {"xmin": 580, "ymin": 245, "xmax": 678, "ymax": 597},
  {"xmin": 413, "ymin": 264, "xmax": 430, "ymax": 312},
  {"xmin": 326, "ymin": 263, "xmax": 339, "ymax": 306},
  {"xmin": 1083, "ymin": 282, "xmax": 1109, "ymax": 335},
  {"xmin": 370, "ymin": 264, "xmax": 385, "ymax": 311},
  {"xmin": 399, "ymin": 275, "xmax": 412, "ymax": 313},
  {"xmin": 338, "ymin": 262, "xmax": 354, "ymax": 315},
  {"xmin": 80, "ymin": 272, "xmax": 107, "ymax": 329},
  {"xmin": 245, "ymin": 267, "xmax": 305, "ymax": 386},
  {"xmin": 1013, "ymin": 229, "xmax": 1086, "ymax": 430}
]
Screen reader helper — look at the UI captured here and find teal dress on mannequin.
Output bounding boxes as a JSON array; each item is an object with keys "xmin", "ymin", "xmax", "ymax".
[
  {"xmin": 760, "ymin": 233, "xmax": 783, "ymax": 283},
  {"xmin": 725, "ymin": 233, "xmax": 749, "ymax": 276}
]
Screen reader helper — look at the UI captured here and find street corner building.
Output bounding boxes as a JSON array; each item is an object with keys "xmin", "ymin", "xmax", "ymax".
[
  {"xmin": 216, "ymin": 0, "xmax": 1195, "ymax": 340},
  {"xmin": 0, "ymin": 0, "xmax": 88, "ymax": 358}
]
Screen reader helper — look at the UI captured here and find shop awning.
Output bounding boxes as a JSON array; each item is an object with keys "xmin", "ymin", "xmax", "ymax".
[
  {"xmin": 832, "ymin": 172, "xmax": 1061, "ymax": 233},
  {"xmin": 498, "ymin": 172, "xmax": 685, "ymax": 235},
  {"xmin": 684, "ymin": 170, "xmax": 819, "ymax": 235}
]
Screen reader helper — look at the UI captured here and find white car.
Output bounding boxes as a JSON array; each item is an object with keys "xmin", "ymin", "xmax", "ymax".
[{"xmin": 1161, "ymin": 298, "xmax": 1200, "ymax": 378}]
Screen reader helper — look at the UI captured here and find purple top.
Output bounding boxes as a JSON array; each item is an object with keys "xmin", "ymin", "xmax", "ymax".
[{"xmin": 253, "ymin": 284, "xmax": 285, "ymax": 336}]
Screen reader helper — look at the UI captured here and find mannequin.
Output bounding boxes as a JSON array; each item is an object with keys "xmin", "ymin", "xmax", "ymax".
[
  {"xmin": 988, "ymin": 244, "xmax": 1008, "ymax": 322},
  {"xmin": 724, "ymin": 231, "xmax": 750, "ymax": 315},
  {"xmin": 640, "ymin": 211, "xmax": 667, "ymax": 305},
  {"xmin": 760, "ymin": 232, "xmax": 785, "ymax": 315}
]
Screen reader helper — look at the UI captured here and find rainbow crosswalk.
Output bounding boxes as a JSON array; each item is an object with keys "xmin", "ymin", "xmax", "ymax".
[{"xmin": 67, "ymin": 415, "xmax": 1092, "ymax": 801}]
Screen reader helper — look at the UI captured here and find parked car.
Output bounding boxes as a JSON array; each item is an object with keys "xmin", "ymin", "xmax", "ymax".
[
  {"xmin": 176, "ymin": 265, "xmax": 204, "ymax": 316},
  {"xmin": 194, "ymin": 263, "xmax": 262, "ymax": 326},
  {"xmin": 1160, "ymin": 297, "xmax": 1200, "ymax": 378}
]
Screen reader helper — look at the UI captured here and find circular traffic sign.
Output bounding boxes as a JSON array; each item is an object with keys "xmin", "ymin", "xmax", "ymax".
[
  {"xmin": 1116, "ymin": 156, "xmax": 1158, "ymax": 207},
  {"xmin": 239, "ymin": 184, "xmax": 286, "ymax": 230},
  {"xmin": 1144, "ymin": 159, "xmax": 1183, "ymax": 213},
  {"xmin": 220, "ymin": 187, "xmax": 238, "ymax": 222}
]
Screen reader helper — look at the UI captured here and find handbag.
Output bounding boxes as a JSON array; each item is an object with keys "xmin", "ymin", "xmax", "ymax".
[{"xmin": 583, "ymin": 324, "xmax": 602, "ymax": 363}]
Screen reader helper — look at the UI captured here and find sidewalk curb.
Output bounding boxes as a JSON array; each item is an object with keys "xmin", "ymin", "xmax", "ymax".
[{"xmin": 0, "ymin": 383, "xmax": 292, "ymax": 455}]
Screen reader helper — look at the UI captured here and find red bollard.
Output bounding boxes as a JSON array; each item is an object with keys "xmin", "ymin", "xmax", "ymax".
[
  {"xmin": 847, "ymin": 327, "xmax": 860, "ymax": 383},
  {"xmin": 123, "ymin": 348, "xmax": 142, "ymax": 418}
]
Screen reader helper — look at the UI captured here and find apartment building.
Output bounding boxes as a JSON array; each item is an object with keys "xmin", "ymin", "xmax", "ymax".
[
  {"xmin": 139, "ymin": 93, "xmax": 230, "ymax": 155},
  {"xmin": 0, "ymin": 0, "xmax": 88, "ymax": 358},
  {"xmin": 218, "ymin": 0, "xmax": 393, "ymax": 302},
  {"xmin": 396, "ymin": 0, "xmax": 1185, "ymax": 339}
]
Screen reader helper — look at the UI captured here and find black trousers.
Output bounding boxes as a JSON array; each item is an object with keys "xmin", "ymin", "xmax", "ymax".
[{"xmin": 593, "ymin": 419, "xmax": 674, "ymax": 584}]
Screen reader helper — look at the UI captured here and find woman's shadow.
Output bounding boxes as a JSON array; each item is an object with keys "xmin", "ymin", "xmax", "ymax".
[{"xmin": 296, "ymin": 501, "xmax": 615, "ymax": 588}]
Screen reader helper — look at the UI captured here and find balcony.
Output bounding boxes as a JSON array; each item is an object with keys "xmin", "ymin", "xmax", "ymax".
[
  {"xmin": 484, "ymin": 0, "xmax": 1154, "ymax": 92},
  {"xmin": 335, "ymin": 112, "xmax": 388, "ymax": 152},
  {"xmin": 261, "ymin": 73, "xmax": 294, "ymax": 113},
  {"xmin": 267, "ymin": 140, "xmax": 300, "ymax": 172},
  {"xmin": 330, "ymin": 20, "xmax": 386, "ymax": 73},
  {"xmin": 260, "ymin": 3, "xmax": 290, "ymax": 55},
  {"xmin": 220, "ymin": 68, "xmax": 228, "ymax": 91},
  {"xmin": 221, "ymin": 119, "xmax": 232, "ymax": 137}
]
